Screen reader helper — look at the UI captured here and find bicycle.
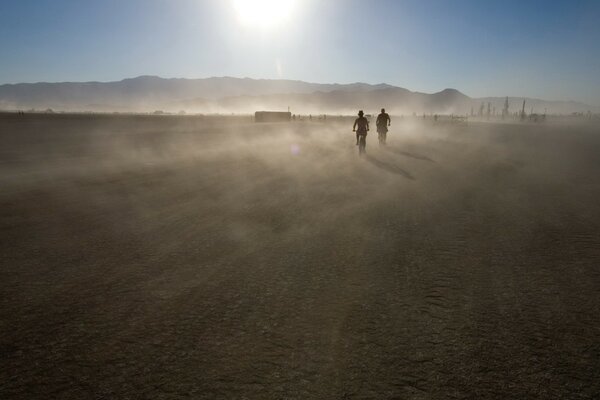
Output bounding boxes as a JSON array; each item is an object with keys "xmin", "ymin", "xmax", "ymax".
[
  {"xmin": 378, "ymin": 130, "xmax": 387, "ymax": 146},
  {"xmin": 357, "ymin": 133, "xmax": 367, "ymax": 156}
]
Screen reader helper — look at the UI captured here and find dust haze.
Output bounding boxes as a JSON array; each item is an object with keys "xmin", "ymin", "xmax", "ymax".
[
  {"xmin": 2, "ymin": 111, "xmax": 600, "ymax": 398},
  {"xmin": 2, "ymin": 76, "xmax": 596, "ymax": 116}
]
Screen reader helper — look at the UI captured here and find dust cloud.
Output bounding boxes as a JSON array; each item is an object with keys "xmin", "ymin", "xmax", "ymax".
[{"xmin": 1, "ymin": 113, "xmax": 600, "ymax": 398}]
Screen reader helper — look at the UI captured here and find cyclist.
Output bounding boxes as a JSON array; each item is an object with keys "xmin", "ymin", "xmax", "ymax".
[
  {"xmin": 353, "ymin": 110, "xmax": 369, "ymax": 145},
  {"xmin": 376, "ymin": 108, "xmax": 391, "ymax": 143}
]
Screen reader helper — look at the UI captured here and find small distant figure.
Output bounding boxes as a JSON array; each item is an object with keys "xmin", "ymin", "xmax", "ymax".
[
  {"xmin": 376, "ymin": 108, "xmax": 391, "ymax": 145},
  {"xmin": 353, "ymin": 110, "xmax": 369, "ymax": 145}
]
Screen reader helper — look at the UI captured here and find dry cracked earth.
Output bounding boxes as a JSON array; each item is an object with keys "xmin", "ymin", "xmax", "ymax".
[{"xmin": 1, "ymin": 114, "xmax": 599, "ymax": 399}]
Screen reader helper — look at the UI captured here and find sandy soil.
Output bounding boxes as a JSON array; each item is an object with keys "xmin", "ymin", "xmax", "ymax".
[{"xmin": 1, "ymin": 114, "xmax": 599, "ymax": 399}]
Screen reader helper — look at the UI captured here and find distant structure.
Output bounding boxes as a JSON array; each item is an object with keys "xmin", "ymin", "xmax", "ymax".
[
  {"xmin": 520, "ymin": 100, "xmax": 526, "ymax": 120},
  {"xmin": 254, "ymin": 111, "xmax": 292, "ymax": 122},
  {"xmin": 502, "ymin": 97, "xmax": 509, "ymax": 119}
]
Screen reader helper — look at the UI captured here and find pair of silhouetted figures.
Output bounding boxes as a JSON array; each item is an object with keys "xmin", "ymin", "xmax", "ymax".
[{"xmin": 353, "ymin": 108, "xmax": 391, "ymax": 150}]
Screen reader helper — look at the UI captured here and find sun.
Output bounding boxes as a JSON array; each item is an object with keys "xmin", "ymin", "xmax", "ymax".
[{"xmin": 232, "ymin": 0, "xmax": 296, "ymax": 29}]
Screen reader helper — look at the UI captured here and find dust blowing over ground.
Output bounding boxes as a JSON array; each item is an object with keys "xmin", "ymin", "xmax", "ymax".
[{"xmin": 1, "ymin": 114, "xmax": 600, "ymax": 398}]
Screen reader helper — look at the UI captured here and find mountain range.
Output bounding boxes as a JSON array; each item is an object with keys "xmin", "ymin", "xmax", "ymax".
[{"xmin": 0, "ymin": 76, "xmax": 594, "ymax": 115}]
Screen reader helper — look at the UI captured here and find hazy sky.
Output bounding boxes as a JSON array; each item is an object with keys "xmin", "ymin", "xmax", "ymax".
[{"xmin": 1, "ymin": 0, "xmax": 599, "ymax": 105}]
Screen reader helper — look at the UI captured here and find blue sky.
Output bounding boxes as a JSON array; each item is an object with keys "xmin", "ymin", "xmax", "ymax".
[{"xmin": 1, "ymin": 0, "xmax": 599, "ymax": 105}]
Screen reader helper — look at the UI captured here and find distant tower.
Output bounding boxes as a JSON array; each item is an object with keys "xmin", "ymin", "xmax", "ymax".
[
  {"xmin": 479, "ymin": 102, "xmax": 485, "ymax": 117},
  {"xmin": 502, "ymin": 97, "xmax": 509, "ymax": 119},
  {"xmin": 487, "ymin": 102, "xmax": 491, "ymax": 119},
  {"xmin": 521, "ymin": 100, "xmax": 526, "ymax": 120}
]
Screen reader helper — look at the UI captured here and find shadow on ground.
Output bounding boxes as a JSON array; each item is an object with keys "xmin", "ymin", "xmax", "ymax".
[
  {"xmin": 383, "ymin": 147, "xmax": 435, "ymax": 163},
  {"xmin": 365, "ymin": 155, "xmax": 415, "ymax": 180}
]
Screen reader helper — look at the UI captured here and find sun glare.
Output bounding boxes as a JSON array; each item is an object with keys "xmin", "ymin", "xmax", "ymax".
[{"xmin": 232, "ymin": 0, "xmax": 296, "ymax": 29}]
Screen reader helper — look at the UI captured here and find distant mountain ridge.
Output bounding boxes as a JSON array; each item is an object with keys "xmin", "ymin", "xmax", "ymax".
[{"xmin": 0, "ymin": 76, "xmax": 594, "ymax": 114}]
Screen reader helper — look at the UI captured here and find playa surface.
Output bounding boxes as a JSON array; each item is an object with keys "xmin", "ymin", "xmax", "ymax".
[{"xmin": 1, "ymin": 114, "xmax": 599, "ymax": 399}]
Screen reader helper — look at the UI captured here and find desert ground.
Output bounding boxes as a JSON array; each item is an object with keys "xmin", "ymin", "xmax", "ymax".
[{"xmin": 1, "ymin": 113, "xmax": 599, "ymax": 399}]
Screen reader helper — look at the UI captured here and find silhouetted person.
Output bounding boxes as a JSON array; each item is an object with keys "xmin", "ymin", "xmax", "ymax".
[
  {"xmin": 376, "ymin": 108, "xmax": 391, "ymax": 139},
  {"xmin": 353, "ymin": 110, "xmax": 369, "ymax": 145}
]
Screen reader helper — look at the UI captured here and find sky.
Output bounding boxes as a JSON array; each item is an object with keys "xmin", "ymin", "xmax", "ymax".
[{"xmin": 1, "ymin": 0, "xmax": 599, "ymax": 105}]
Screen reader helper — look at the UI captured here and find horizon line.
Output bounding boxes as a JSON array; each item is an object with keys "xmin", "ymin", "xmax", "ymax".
[{"xmin": 0, "ymin": 75, "xmax": 595, "ymax": 106}]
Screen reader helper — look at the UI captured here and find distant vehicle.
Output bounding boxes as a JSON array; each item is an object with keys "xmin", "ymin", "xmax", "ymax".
[
  {"xmin": 254, "ymin": 111, "xmax": 292, "ymax": 122},
  {"xmin": 529, "ymin": 113, "xmax": 546, "ymax": 123}
]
